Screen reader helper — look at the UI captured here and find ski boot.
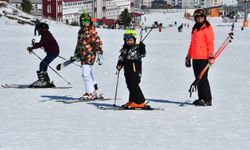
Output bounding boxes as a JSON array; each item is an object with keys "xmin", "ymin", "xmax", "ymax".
[
  {"xmin": 121, "ymin": 101, "xmax": 132, "ymax": 108},
  {"xmin": 29, "ymin": 71, "xmax": 53, "ymax": 88},
  {"xmin": 81, "ymin": 91, "xmax": 97, "ymax": 100},
  {"xmin": 122, "ymin": 101, "xmax": 149, "ymax": 109},
  {"xmin": 193, "ymin": 99, "xmax": 212, "ymax": 106}
]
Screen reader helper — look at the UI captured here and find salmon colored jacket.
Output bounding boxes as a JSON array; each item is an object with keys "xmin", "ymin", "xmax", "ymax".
[{"xmin": 187, "ymin": 24, "xmax": 214, "ymax": 59}]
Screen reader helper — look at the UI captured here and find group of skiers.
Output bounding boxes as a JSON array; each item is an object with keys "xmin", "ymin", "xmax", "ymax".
[{"xmin": 26, "ymin": 8, "xmax": 214, "ymax": 108}]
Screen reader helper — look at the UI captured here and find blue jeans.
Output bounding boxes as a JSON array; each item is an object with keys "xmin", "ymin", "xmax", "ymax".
[{"xmin": 39, "ymin": 54, "xmax": 58, "ymax": 71}]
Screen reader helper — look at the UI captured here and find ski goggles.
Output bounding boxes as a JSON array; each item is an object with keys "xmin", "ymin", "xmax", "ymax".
[
  {"xmin": 194, "ymin": 14, "xmax": 205, "ymax": 18},
  {"xmin": 81, "ymin": 19, "xmax": 90, "ymax": 25},
  {"xmin": 124, "ymin": 34, "xmax": 135, "ymax": 39}
]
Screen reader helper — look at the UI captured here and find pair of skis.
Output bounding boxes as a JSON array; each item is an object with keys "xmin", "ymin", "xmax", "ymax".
[
  {"xmin": 1, "ymin": 84, "xmax": 164, "ymax": 110},
  {"xmin": 98, "ymin": 105, "xmax": 164, "ymax": 111},
  {"xmin": 53, "ymin": 94, "xmax": 114, "ymax": 104},
  {"xmin": 189, "ymin": 23, "xmax": 235, "ymax": 97},
  {"xmin": 1, "ymin": 83, "xmax": 71, "ymax": 89}
]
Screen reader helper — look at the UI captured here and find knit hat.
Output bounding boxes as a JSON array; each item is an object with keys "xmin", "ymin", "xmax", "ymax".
[{"xmin": 193, "ymin": 8, "xmax": 206, "ymax": 20}]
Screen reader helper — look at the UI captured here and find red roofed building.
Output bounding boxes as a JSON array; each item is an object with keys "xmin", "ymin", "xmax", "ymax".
[{"xmin": 43, "ymin": 0, "xmax": 63, "ymax": 21}]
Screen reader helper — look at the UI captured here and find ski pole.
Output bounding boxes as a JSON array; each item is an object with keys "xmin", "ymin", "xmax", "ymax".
[
  {"xmin": 141, "ymin": 25, "xmax": 156, "ymax": 42},
  {"xmin": 140, "ymin": 21, "xmax": 162, "ymax": 42},
  {"xmin": 113, "ymin": 70, "xmax": 120, "ymax": 106},
  {"xmin": 30, "ymin": 51, "xmax": 71, "ymax": 86},
  {"xmin": 189, "ymin": 24, "xmax": 234, "ymax": 97}
]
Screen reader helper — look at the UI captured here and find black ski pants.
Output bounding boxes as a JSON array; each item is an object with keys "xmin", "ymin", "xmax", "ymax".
[
  {"xmin": 192, "ymin": 59, "xmax": 212, "ymax": 103},
  {"xmin": 40, "ymin": 53, "xmax": 58, "ymax": 72},
  {"xmin": 124, "ymin": 60, "xmax": 145, "ymax": 104}
]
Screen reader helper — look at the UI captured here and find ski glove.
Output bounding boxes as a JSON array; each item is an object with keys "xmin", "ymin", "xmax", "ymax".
[
  {"xmin": 139, "ymin": 42, "xmax": 146, "ymax": 56},
  {"xmin": 208, "ymin": 56, "xmax": 215, "ymax": 64},
  {"xmin": 185, "ymin": 56, "xmax": 191, "ymax": 67},
  {"xmin": 116, "ymin": 65, "xmax": 123, "ymax": 71},
  {"xmin": 97, "ymin": 54, "xmax": 103, "ymax": 65},
  {"xmin": 73, "ymin": 52, "xmax": 81, "ymax": 62},
  {"xmin": 27, "ymin": 47, "xmax": 33, "ymax": 54}
]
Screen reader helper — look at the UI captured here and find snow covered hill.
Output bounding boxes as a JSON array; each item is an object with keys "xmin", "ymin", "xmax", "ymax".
[{"xmin": 1, "ymin": 6, "xmax": 250, "ymax": 150}]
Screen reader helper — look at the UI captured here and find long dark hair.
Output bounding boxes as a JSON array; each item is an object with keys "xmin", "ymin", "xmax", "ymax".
[{"xmin": 192, "ymin": 20, "xmax": 210, "ymax": 33}]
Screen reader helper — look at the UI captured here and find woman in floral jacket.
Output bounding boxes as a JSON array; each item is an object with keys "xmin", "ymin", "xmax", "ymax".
[{"xmin": 74, "ymin": 12, "xmax": 103, "ymax": 100}]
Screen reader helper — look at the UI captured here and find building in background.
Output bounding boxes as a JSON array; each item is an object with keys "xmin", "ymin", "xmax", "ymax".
[
  {"xmin": 151, "ymin": 0, "xmax": 169, "ymax": 9},
  {"xmin": 62, "ymin": 0, "xmax": 85, "ymax": 24},
  {"xmin": 42, "ymin": 0, "xmax": 63, "ymax": 21},
  {"xmin": 10, "ymin": 0, "xmax": 142, "ymax": 27},
  {"xmin": 142, "ymin": 0, "xmax": 153, "ymax": 8}
]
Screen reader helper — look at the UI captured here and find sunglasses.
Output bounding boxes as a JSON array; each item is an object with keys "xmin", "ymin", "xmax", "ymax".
[{"xmin": 195, "ymin": 15, "xmax": 204, "ymax": 18}]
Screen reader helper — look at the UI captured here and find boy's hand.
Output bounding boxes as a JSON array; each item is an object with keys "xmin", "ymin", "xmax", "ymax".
[
  {"xmin": 116, "ymin": 65, "xmax": 122, "ymax": 71},
  {"xmin": 27, "ymin": 47, "xmax": 33, "ymax": 54}
]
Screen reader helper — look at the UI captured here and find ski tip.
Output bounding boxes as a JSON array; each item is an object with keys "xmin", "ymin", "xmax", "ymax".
[{"xmin": 56, "ymin": 64, "xmax": 61, "ymax": 70}]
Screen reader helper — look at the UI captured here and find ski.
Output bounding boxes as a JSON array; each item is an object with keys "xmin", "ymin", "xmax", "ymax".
[
  {"xmin": 98, "ymin": 105, "xmax": 164, "ymax": 111},
  {"xmin": 179, "ymin": 100, "xmax": 193, "ymax": 106},
  {"xmin": 56, "ymin": 57, "xmax": 80, "ymax": 71},
  {"xmin": 61, "ymin": 98, "xmax": 113, "ymax": 104},
  {"xmin": 1, "ymin": 84, "xmax": 71, "ymax": 89},
  {"xmin": 58, "ymin": 94, "xmax": 113, "ymax": 104}
]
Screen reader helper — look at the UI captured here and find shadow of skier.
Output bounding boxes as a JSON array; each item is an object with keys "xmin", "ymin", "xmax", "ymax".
[
  {"xmin": 40, "ymin": 95, "xmax": 78, "ymax": 102},
  {"xmin": 146, "ymin": 98, "xmax": 193, "ymax": 106}
]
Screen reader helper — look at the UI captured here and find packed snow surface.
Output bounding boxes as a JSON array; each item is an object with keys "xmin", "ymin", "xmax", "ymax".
[{"xmin": 1, "ymin": 8, "xmax": 250, "ymax": 150}]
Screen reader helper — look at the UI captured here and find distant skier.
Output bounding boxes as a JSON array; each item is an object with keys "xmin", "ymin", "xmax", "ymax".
[
  {"xmin": 116, "ymin": 30, "xmax": 148, "ymax": 109},
  {"xmin": 27, "ymin": 22, "xmax": 60, "ymax": 88},
  {"xmin": 74, "ymin": 12, "xmax": 103, "ymax": 100},
  {"xmin": 185, "ymin": 9, "xmax": 214, "ymax": 106},
  {"xmin": 174, "ymin": 21, "xmax": 177, "ymax": 26},
  {"xmin": 34, "ymin": 18, "xmax": 41, "ymax": 36},
  {"xmin": 178, "ymin": 23, "xmax": 183, "ymax": 32}
]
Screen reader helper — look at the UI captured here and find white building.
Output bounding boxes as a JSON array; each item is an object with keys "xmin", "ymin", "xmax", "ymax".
[
  {"xmin": 182, "ymin": 0, "xmax": 221, "ymax": 9},
  {"xmin": 62, "ymin": 0, "xmax": 86, "ymax": 24},
  {"xmin": 142, "ymin": 0, "xmax": 152, "ymax": 8},
  {"xmin": 95, "ymin": 0, "xmax": 130, "ymax": 19}
]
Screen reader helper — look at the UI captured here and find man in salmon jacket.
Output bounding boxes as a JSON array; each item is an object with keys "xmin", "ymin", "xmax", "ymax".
[{"xmin": 185, "ymin": 9, "xmax": 214, "ymax": 106}]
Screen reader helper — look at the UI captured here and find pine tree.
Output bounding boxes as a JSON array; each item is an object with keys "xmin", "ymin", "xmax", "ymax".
[
  {"xmin": 117, "ymin": 9, "xmax": 131, "ymax": 28},
  {"xmin": 21, "ymin": 0, "xmax": 32, "ymax": 14}
]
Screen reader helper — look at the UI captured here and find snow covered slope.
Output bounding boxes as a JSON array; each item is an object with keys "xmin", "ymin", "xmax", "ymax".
[{"xmin": 1, "ymin": 8, "xmax": 250, "ymax": 150}]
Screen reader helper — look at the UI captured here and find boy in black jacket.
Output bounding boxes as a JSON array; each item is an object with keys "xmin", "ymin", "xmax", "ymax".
[{"xmin": 116, "ymin": 29, "xmax": 148, "ymax": 109}]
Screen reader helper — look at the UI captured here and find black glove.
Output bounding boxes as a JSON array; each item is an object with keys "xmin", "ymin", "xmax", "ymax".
[
  {"xmin": 208, "ymin": 56, "xmax": 215, "ymax": 64},
  {"xmin": 27, "ymin": 47, "xmax": 33, "ymax": 54},
  {"xmin": 185, "ymin": 56, "xmax": 191, "ymax": 67},
  {"xmin": 139, "ymin": 42, "xmax": 146, "ymax": 56},
  {"xmin": 73, "ymin": 52, "xmax": 81, "ymax": 62}
]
